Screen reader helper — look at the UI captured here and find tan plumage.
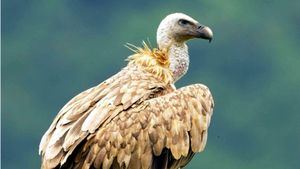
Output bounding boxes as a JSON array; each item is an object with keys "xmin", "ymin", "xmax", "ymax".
[{"xmin": 40, "ymin": 13, "xmax": 214, "ymax": 169}]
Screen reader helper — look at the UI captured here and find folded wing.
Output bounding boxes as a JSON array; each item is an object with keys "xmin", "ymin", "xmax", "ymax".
[
  {"xmin": 39, "ymin": 64, "xmax": 173, "ymax": 169},
  {"xmin": 76, "ymin": 84, "xmax": 214, "ymax": 169}
]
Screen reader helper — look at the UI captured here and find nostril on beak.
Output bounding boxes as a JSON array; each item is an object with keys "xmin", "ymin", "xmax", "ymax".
[{"xmin": 197, "ymin": 25, "xmax": 205, "ymax": 30}]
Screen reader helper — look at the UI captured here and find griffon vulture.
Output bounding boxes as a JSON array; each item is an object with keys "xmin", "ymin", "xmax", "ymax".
[{"xmin": 39, "ymin": 13, "xmax": 214, "ymax": 169}]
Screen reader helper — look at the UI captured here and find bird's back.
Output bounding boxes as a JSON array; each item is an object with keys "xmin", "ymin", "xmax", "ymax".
[{"xmin": 39, "ymin": 63, "xmax": 175, "ymax": 169}]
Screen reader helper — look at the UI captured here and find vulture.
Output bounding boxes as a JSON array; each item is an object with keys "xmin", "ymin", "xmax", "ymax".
[{"xmin": 39, "ymin": 13, "xmax": 214, "ymax": 169}]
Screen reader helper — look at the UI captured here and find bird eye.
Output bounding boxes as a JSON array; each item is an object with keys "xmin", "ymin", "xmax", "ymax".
[{"xmin": 178, "ymin": 19, "xmax": 190, "ymax": 26}]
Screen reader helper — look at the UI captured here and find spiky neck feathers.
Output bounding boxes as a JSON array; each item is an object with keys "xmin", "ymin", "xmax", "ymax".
[
  {"xmin": 126, "ymin": 42, "xmax": 189, "ymax": 84},
  {"xmin": 126, "ymin": 43, "xmax": 173, "ymax": 84}
]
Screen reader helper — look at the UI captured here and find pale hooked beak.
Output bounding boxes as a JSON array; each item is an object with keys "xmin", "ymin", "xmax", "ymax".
[{"xmin": 195, "ymin": 24, "xmax": 213, "ymax": 42}]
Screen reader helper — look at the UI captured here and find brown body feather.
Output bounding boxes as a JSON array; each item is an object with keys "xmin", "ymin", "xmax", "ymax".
[{"xmin": 40, "ymin": 45, "xmax": 214, "ymax": 169}]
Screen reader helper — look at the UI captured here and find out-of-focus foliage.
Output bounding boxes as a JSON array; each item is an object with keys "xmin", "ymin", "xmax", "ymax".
[{"xmin": 2, "ymin": 0, "xmax": 300, "ymax": 168}]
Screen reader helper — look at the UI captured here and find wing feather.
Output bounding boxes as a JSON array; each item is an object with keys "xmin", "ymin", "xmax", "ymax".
[
  {"xmin": 77, "ymin": 83, "xmax": 213, "ymax": 169},
  {"xmin": 40, "ymin": 62, "xmax": 214, "ymax": 169},
  {"xmin": 40, "ymin": 64, "xmax": 171, "ymax": 169},
  {"xmin": 145, "ymin": 84, "xmax": 214, "ymax": 167}
]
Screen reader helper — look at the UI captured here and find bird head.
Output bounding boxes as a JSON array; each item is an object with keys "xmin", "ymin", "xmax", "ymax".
[{"xmin": 157, "ymin": 13, "xmax": 213, "ymax": 49}]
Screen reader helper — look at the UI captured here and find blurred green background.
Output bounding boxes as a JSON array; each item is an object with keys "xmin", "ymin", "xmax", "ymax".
[{"xmin": 2, "ymin": 0, "xmax": 300, "ymax": 169}]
